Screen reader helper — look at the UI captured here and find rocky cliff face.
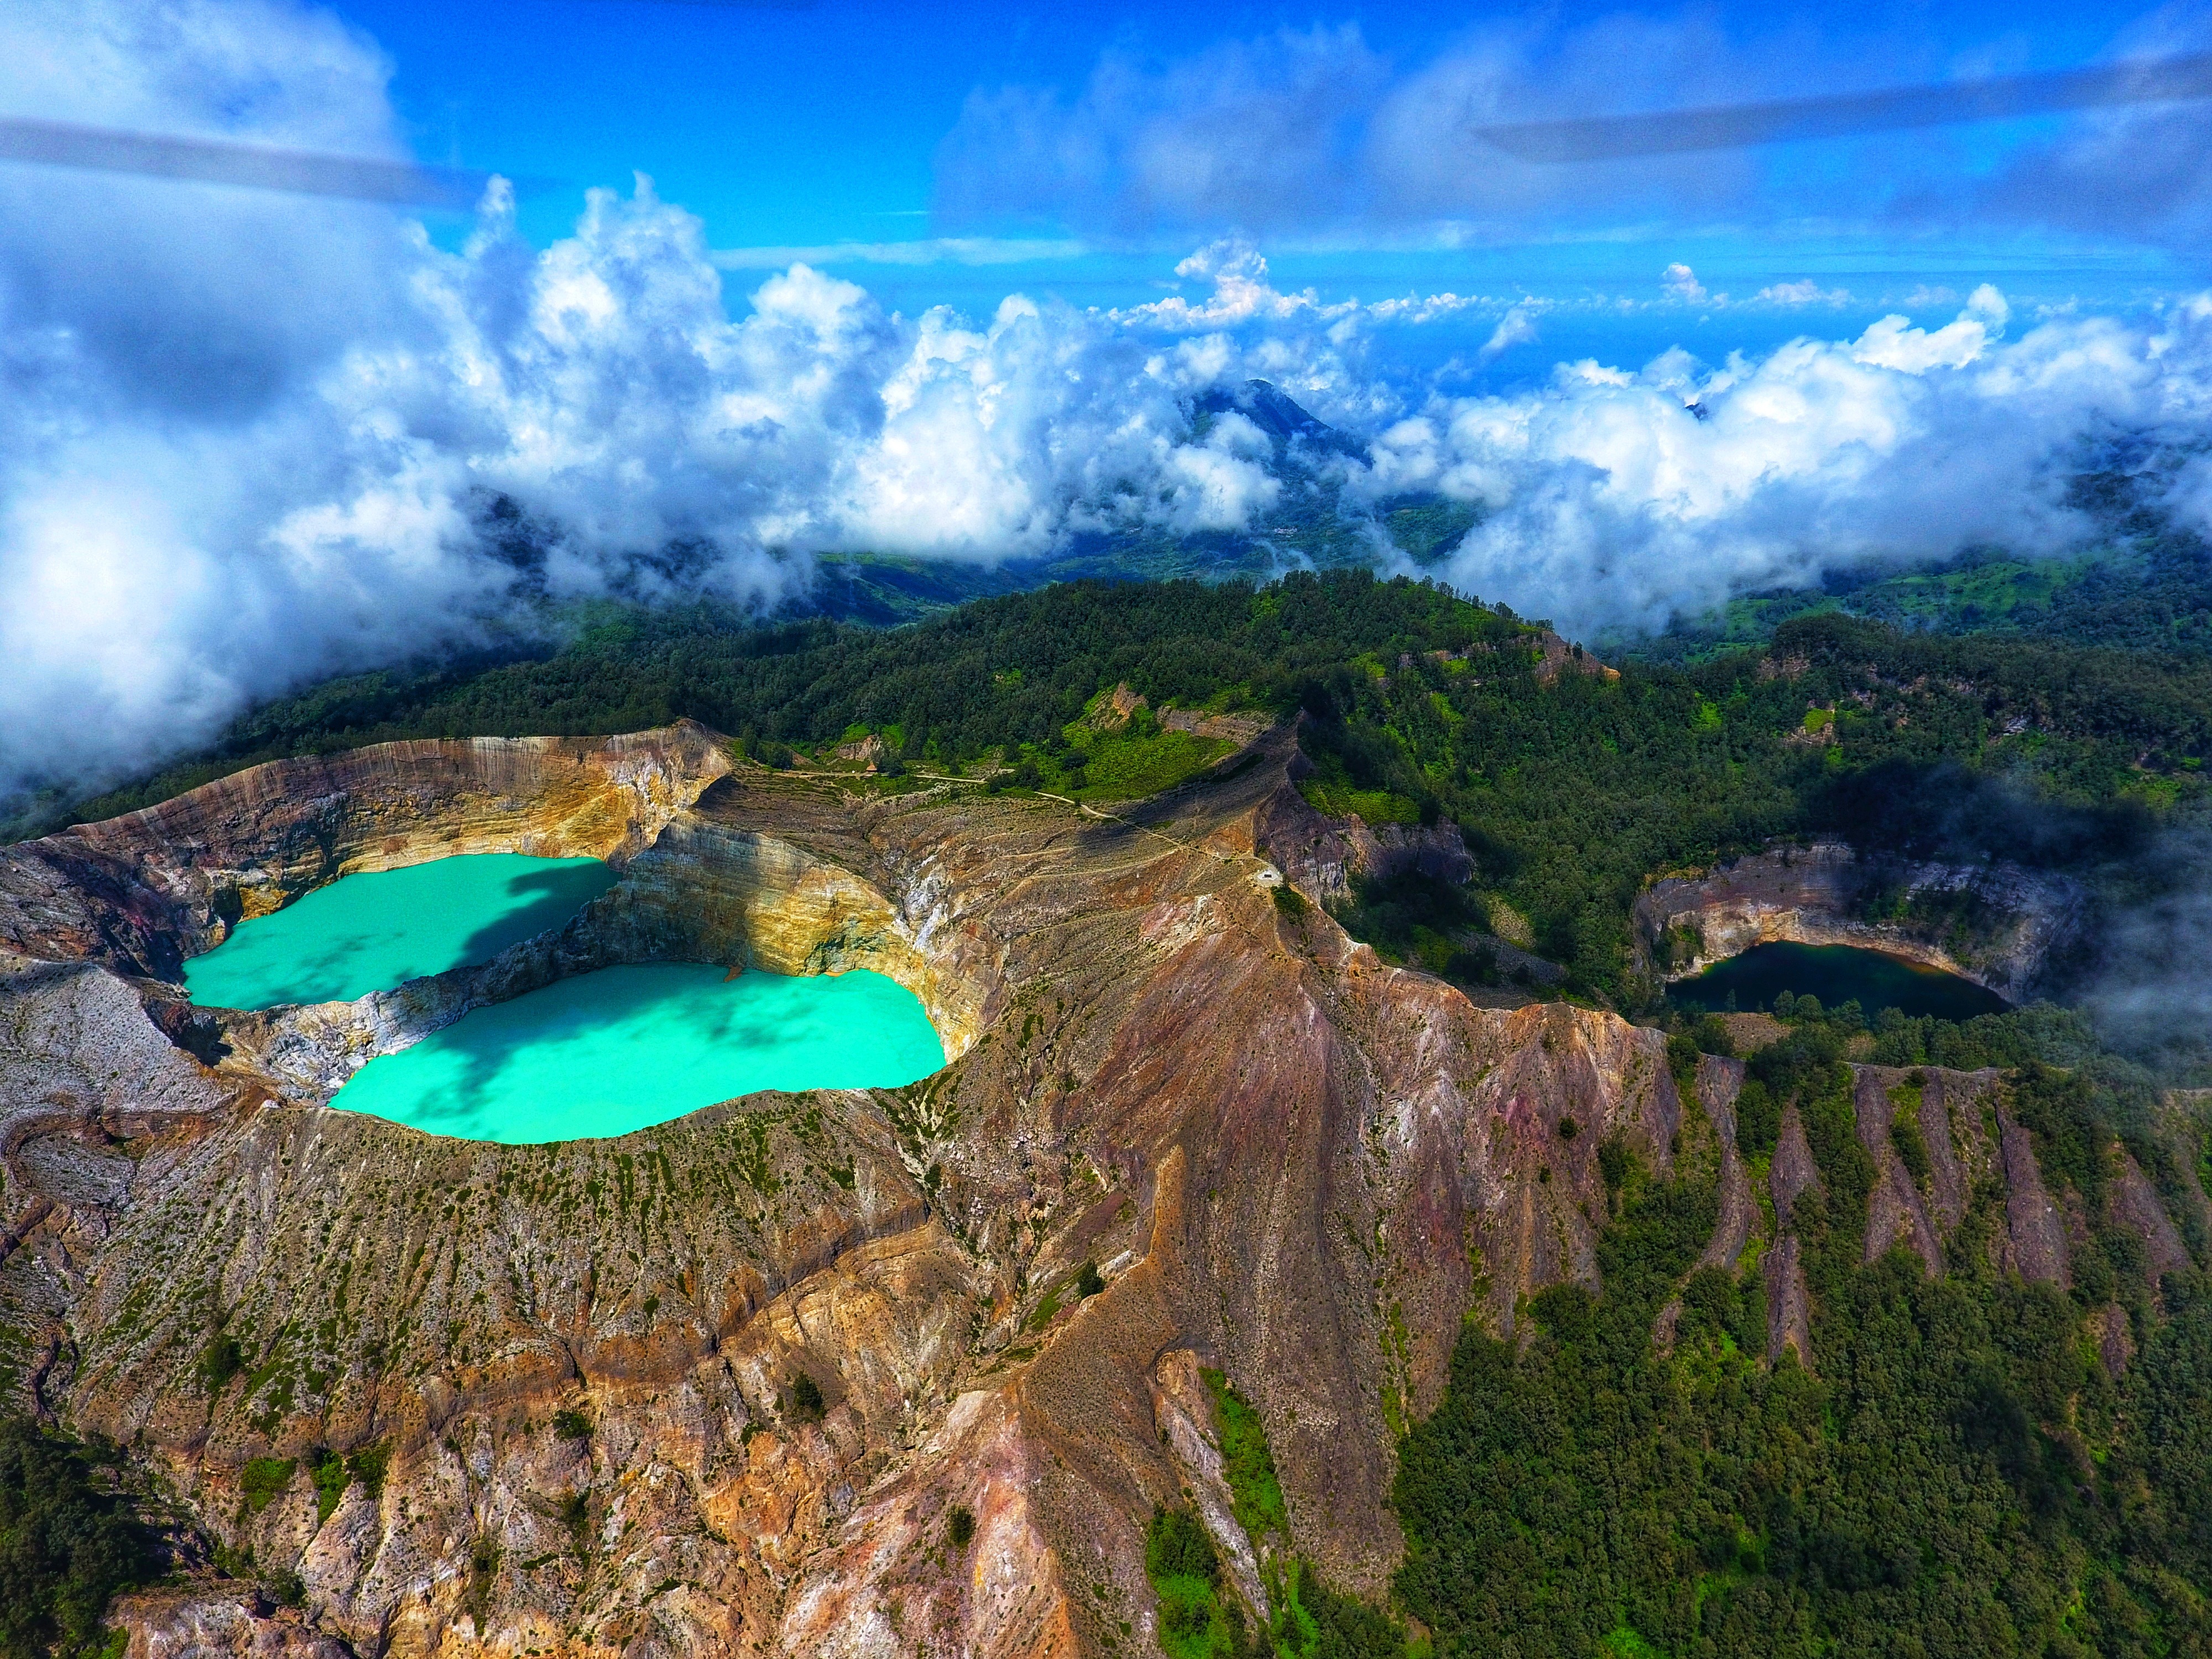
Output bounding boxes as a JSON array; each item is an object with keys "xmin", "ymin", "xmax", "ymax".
[
  {"xmin": 1634, "ymin": 841, "xmax": 2083, "ymax": 1000},
  {"xmin": 0, "ymin": 723, "xmax": 2199, "ymax": 1659},
  {"xmin": 0, "ymin": 727, "xmax": 733, "ymax": 985}
]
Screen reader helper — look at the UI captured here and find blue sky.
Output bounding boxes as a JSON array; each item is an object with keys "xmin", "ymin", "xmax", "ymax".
[{"xmin": 331, "ymin": 0, "xmax": 2197, "ymax": 380}]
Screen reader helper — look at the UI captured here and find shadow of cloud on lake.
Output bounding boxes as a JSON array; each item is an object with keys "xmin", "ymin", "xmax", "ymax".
[
  {"xmin": 451, "ymin": 861, "xmax": 620, "ymax": 972},
  {"xmin": 340, "ymin": 964, "xmax": 944, "ymax": 1142}
]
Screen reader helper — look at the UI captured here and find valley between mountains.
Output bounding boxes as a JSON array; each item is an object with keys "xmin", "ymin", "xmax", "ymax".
[{"xmin": 2, "ymin": 715, "xmax": 2195, "ymax": 1659}]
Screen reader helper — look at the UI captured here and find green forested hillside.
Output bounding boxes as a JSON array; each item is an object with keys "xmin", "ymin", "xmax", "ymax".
[
  {"xmin": 1618, "ymin": 529, "xmax": 2212, "ymax": 666},
  {"xmin": 1396, "ymin": 1008, "xmax": 2212, "ymax": 1659},
  {"xmin": 53, "ymin": 574, "xmax": 2212, "ymax": 1013},
  {"xmin": 55, "ymin": 576, "xmax": 1524, "ymax": 822}
]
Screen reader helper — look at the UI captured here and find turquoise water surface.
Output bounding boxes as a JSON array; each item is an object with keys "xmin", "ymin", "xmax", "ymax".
[
  {"xmin": 185, "ymin": 854, "xmax": 618, "ymax": 1009},
  {"xmin": 330, "ymin": 963, "xmax": 947, "ymax": 1142},
  {"xmin": 1671, "ymin": 942, "xmax": 2008, "ymax": 1021}
]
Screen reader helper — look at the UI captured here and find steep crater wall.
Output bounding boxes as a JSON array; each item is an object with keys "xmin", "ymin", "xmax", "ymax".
[
  {"xmin": 1635, "ymin": 840, "xmax": 2083, "ymax": 1001},
  {"xmin": 3, "ymin": 726, "xmax": 2199, "ymax": 1659},
  {"xmin": 0, "ymin": 724, "xmax": 734, "ymax": 980},
  {"xmin": 6, "ymin": 728, "xmax": 996, "ymax": 1098}
]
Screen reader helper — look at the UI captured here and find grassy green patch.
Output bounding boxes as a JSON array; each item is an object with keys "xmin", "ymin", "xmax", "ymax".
[
  {"xmin": 1296, "ymin": 778, "xmax": 1422, "ymax": 825},
  {"xmin": 1155, "ymin": 1571, "xmax": 1238, "ymax": 1659},
  {"xmin": 1026, "ymin": 1263, "xmax": 1104, "ymax": 1333},
  {"xmin": 1201, "ymin": 1370, "xmax": 1287, "ymax": 1542},
  {"xmin": 785, "ymin": 1373, "xmax": 825, "ymax": 1423},
  {"xmin": 1025, "ymin": 1286, "xmax": 1065, "ymax": 1333},
  {"xmin": 1144, "ymin": 1491, "xmax": 1408, "ymax": 1659},
  {"xmin": 239, "ymin": 1456, "xmax": 296, "ymax": 1514},
  {"xmin": 308, "ymin": 1448, "xmax": 348, "ymax": 1525},
  {"xmin": 345, "ymin": 1442, "xmax": 390, "ymax": 1499},
  {"xmin": 1270, "ymin": 1558, "xmax": 1410, "ymax": 1659},
  {"xmin": 1054, "ymin": 727, "xmax": 1232, "ymax": 801},
  {"xmin": 199, "ymin": 1332, "xmax": 245, "ymax": 1394},
  {"xmin": 1145, "ymin": 1509, "xmax": 1240, "ymax": 1659}
]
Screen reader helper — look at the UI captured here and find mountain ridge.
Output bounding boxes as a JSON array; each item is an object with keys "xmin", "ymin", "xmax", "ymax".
[{"xmin": 7, "ymin": 719, "xmax": 2212, "ymax": 1656}]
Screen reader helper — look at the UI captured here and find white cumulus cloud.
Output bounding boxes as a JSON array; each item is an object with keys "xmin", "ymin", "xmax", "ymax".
[
  {"xmin": 7, "ymin": 1, "xmax": 2212, "ymax": 819},
  {"xmin": 1479, "ymin": 304, "xmax": 1543, "ymax": 362},
  {"xmin": 1756, "ymin": 279, "xmax": 1854, "ymax": 307},
  {"xmin": 1349, "ymin": 289, "xmax": 2204, "ymax": 636},
  {"xmin": 1662, "ymin": 264, "xmax": 1712, "ymax": 305}
]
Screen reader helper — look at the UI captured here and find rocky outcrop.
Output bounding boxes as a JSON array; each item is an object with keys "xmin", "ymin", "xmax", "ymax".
[
  {"xmin": 1263, "ymin": 724, "xmax": 1473, "ymax": 902},
  {"xmin": 115, "ymin": 1587, "xmax": 354, "ymax": 1659},
  {"xmin": 1764, "ymin": 1237, "xmax": 1813, "ymax": 1368},
  {"xmin": 0, "ymin": 725, "xmax": 731, "ymax": 982},
  {"xmin": 1916, "ymin": 1070, "xmax": 1983, "ymax": 1234},
  {"xmin": 1256, "ymin": 760, "xmax": 1524, "ymax": 992},
  {"xmin": 1997, "ymin": 1103, "xmax": 2072, "ymax": 1288},
  {"xmin": 1764, "ymin": 1107, "xmax": 1822, "ymax": 1366},
  {"xmin": 1529, "ymin": 629, "xmax": 1620, "ymax": 687},
  {"xmin": 1079, "ymin": 683, "xmax": 1268, "ymax": 750},
  {"xmin": 1635, "ymin": 841, "xmax": 2082, "ymax": 1001},
  {"xmin": 2, "ymin": 721, "xmax": 2203, "ymax": 1659},
  {"xmin": 1159, "ymin": 708, "xmax": 1271, "ymax": 746},
  {"xmin": 1693, "ymin": 1058, "xmax": 1758, "ymax": 1272},
  {"xmin": 0, "ymin": 723, "xmax": 1696, "ymax": 1657},
  {"xmin": 1854, "ymin": 1070, "xmax": 1945, "ymax": 1275},
  {"xmin": 2110, "ymin": 1148, "xmax": 2193, "ymax": 1284}
]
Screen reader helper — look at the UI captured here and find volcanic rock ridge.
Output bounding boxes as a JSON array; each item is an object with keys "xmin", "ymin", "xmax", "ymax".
[{"xmin": 0, "ymin": 720, "xmax": 2200, "ymax": 1658}]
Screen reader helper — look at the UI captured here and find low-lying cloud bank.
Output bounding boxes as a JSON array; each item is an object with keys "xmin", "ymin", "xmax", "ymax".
[
  {"xmin": 1398, "ymin": 284, "xmax": 2212, "ymax": 635},
  {"xmin": 6, "ymin": 0, "xmax": 2212, "ymax": 813}
]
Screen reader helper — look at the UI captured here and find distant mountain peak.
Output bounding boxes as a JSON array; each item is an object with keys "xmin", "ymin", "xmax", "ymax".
[{"xmin": 1191, "ymin": 378, "xmax": 1368, "ymax": 459}]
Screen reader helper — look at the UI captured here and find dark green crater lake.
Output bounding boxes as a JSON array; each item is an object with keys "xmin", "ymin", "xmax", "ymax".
[{"xmin": 1671, "ymin": 941, "xmax": 2009, "ymax": 1021}]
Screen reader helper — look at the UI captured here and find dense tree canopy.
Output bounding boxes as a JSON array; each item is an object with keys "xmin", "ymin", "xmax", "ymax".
[
  {"xmin": 0, "ymin": 1419, "xmax": 158, "ymax": 1659},
  {"xmin": 53, "ymin": 574, "xmax": 2212, "ymax": 1014},
  {"xmin": 1396, "ymin": 1006, "xmax": 2212, "ymax": 1659}
]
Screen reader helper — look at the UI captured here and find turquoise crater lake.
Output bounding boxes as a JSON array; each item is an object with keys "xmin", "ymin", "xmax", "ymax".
[
  {"xmin": 330, "ymin": 963, "xmax": 947, "ymax": 1142},
  {"xmin": 184, "ymin": 853, "xmax": 619, "ymax": 1009}
]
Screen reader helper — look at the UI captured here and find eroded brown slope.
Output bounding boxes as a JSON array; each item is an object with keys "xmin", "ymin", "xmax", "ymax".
[{"xmin": 1, "ymin": 723, "xmax": 2187, "ymax": 1659}]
